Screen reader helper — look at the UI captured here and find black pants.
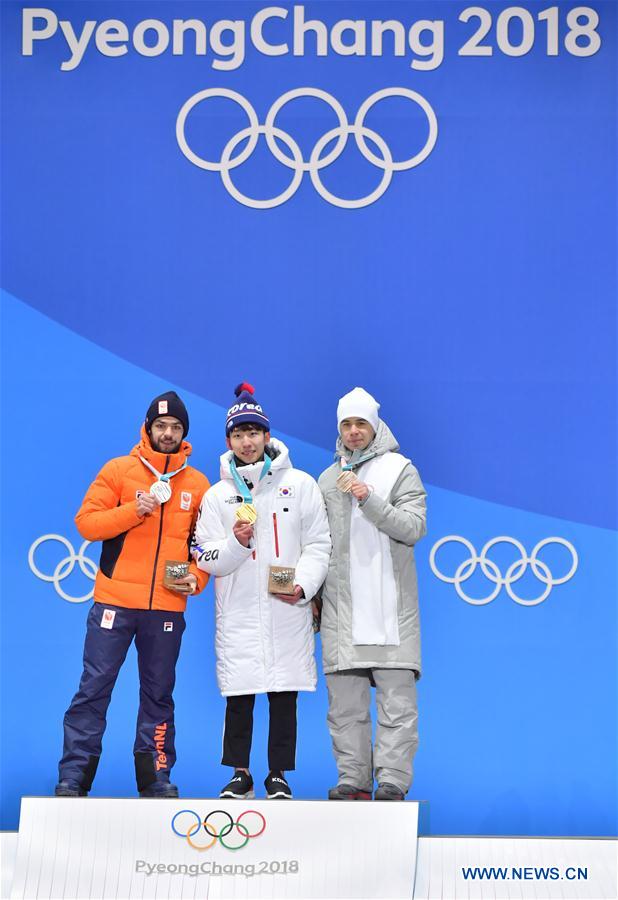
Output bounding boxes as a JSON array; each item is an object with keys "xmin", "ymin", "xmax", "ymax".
[{"xmin": 222, "ymin": 692, "xmax": 298, "ymax": 771}]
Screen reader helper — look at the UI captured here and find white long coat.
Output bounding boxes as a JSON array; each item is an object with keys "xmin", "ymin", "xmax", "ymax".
[{"xmin": 192, "ymin": 440, "xmax": 331, "ymax": 696}]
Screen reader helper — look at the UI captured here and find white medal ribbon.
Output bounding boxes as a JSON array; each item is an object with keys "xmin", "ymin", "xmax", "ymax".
[{"xmin": 139, "ymin": 455, "xmax": 187, "ymax": 504}]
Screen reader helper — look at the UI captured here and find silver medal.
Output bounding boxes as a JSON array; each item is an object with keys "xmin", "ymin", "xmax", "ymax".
[{"xmin": 150, "ymin": 480, "xmax": 172, "ymax": 503}]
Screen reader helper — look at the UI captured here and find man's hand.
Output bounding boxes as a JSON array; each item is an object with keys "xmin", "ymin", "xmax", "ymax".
[
  {"xmin": 166, "ymin": 574, "xmax": 198, "ymax": 594},
  {"xmin": 233, "ymin": 520, "xmax": 254, "ymax": 547},
  {"xmin": 274, "ymin": 585, "xmax": 305, "ymax": 605},
  {"xmin": 136, "ymin": 493, "xmax": 158, "ymax": 517},
  {"xmin": 349, "ymin": 480, "xmax": 370, "ymax": 502}
]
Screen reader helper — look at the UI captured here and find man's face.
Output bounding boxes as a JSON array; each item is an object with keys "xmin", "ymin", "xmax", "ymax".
[
  {"xmin": 227, "ymin": 425, "xmax": 269, "ymax": 464},
  {"xmin": 150, "ymin": 416, "xmax": 184, "ymax": 453},
  {"xmin": 340, "ymin": 417, "xmax": 375, "ymax": 452}
]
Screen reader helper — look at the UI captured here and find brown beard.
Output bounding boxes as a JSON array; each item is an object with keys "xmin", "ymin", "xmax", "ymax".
[{"xmin": 150, "ymin": 434, "xmax": 182, "ymax": 454}]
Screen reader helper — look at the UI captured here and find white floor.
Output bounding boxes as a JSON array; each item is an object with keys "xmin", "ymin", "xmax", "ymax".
[{"xmin": 2, "ymin": 831, "xmax": 616, "ymax": 899}]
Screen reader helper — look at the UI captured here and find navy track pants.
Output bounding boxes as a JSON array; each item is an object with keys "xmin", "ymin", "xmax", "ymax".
[{"xmin": 58, "ymin": 602, "xmax": 185, "ymax": 791}]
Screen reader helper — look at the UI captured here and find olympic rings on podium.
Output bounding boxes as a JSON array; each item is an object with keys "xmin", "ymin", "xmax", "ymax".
[{"xmin": 171, "ymin": 808, "xmax": 266, "ymax": 851}]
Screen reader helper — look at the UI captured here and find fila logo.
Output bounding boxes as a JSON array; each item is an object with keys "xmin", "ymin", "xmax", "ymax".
[{"xmin": 164, "ymin": 622, "xmax": 174, "ymax": 632}]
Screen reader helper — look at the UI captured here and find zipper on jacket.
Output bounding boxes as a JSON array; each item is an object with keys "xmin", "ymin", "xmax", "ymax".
[
  {"xmin": 148, "ymin": 456, "xmax": 170, "ymax": 609},
  {"xmin": 272, "ymin": 512, "xmax": 280, "ymax": 558},
  {"xmin": 251, "ymin": 509, "xmax": 269, "ymax": 685}
]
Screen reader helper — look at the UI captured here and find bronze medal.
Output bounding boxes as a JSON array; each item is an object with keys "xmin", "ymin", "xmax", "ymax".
[{"xmin": 336, "ymin": 471, "xmax": 357, "ymax": 493}]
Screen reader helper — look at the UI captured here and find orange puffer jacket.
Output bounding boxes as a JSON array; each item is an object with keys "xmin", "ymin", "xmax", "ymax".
[{"xmin": 75, "ymin": 426, "xmax": 210, "ymax": 611}]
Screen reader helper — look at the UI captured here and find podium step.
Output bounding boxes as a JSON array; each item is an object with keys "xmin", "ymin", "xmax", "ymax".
[{"xmin": 9, "ymin": 797, "xmax": 419, "ymax": 899}]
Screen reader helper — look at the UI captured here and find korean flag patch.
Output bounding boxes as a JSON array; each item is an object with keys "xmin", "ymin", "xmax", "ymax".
[{"xmin": 277, "ymin": 486, "xmax": 295, "ymax": 498}]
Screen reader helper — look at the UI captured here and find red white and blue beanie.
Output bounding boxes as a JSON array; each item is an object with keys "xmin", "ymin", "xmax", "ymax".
[
  {"xmin": 226, "ymin": 382, "xmax": 270, "ymax": 434},
  {"xmin": 337, "ymin": 387, "xmax": 380, "ymax": 432}
]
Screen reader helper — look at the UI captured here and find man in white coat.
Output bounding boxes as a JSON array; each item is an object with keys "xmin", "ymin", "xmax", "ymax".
[
  {"xmin": 319, "ymin": 387, "xmax": 427, "ymax": 801},
  {"xmin": 192, "ymin": 383, "xmax": 330, "ymax": 799}
]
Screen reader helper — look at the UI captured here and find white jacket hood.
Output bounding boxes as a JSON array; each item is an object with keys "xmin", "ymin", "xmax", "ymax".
[{"xmin": 219, "ymin": 438, "xmax": 292, "ymax": 482}]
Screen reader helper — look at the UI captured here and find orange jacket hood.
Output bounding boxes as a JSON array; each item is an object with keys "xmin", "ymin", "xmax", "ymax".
[{"xmin": 131, "ymin": 424, "xmax": 193, "ymax": 472}]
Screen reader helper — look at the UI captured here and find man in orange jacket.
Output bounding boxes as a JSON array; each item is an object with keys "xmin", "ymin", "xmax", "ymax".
[{"xmin": 55, "ymin": 391, "xmax": 210, "ymax": 798}]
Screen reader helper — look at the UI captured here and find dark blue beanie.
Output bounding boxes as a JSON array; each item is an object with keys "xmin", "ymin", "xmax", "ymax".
[
  {"xmin": 226, "ymin": 383, "xmax": 270, "ymax": 434},
  {"xmin": 145, "ymin": 390, "xmax": 189, "ymax": 437}
]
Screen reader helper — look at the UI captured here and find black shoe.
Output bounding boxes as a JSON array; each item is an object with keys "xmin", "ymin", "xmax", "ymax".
[
  {"xmin": 55, "ymin": 780, "xmax": 87, "ymax": 797},
  {"xmin": 328, "ymin": 783, "xmax": 372, "ymax": 801},
  {"xmin": 220, "ymin": 771, "xmax": 255, "ymax": 799},
  {"xmin": 139, "ymin": 781, "xmax": 179, "ymax": 798},
  {"xmin": 264, "ymin": 771, "xmax": 292, "ymax": 799},
  {"xmin": 374, "ymin": 782, "xmax": 404, "ymax": 801}
]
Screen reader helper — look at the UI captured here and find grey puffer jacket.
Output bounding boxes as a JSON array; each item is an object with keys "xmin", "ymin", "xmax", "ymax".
[{"xmin": 318, "ymin": 421, "xmax": 427, "ymax": 676}]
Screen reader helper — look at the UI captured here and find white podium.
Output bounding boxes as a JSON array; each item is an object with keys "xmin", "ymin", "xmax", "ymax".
[{"xmin": 10, "ymin": 797, "xmax": 419, "ymax": 899}]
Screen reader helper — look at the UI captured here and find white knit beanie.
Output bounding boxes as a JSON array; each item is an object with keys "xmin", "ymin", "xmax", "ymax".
[{"xmin": 337, "ymin": 387, "xmax": 380, "ymax": 432}]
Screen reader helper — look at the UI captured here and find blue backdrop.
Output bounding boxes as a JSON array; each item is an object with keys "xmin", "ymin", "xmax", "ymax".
[{"xmin": 1, "ymin": 0, "xmax": 616, "ymax": 836}]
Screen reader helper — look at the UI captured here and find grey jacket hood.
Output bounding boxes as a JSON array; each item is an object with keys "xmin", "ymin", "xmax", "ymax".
[{"xmin": 335, "ymin": 419, "xmax": 400, "ymax": 463}]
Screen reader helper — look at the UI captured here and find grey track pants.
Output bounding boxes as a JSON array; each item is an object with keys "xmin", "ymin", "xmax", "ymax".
[{"xmin": 325, "ymin": 668, "xmax": 418, "ymax": 794}]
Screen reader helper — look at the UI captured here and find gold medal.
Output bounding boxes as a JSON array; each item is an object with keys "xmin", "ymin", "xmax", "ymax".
[
  {"xmin": 336, "ymin": 471, "xmax": 357, "ymax": 493},
  {"xmin": 236, "ymin": 503, "xmax": 257, "ymax": 524}
]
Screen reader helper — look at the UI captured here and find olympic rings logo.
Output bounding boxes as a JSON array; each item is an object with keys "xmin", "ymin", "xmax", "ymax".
[
  {"xmin": 429, "ymin": 536, "xmax": 578, "ymax": 606},
  {"xmin": 171, "ymin": 809, "xmax": 266, "ymax": 852},
  {"xmin": 28, "ymin": 534, "xmax": 98, "ymax": 603},
  {"xmin": 176, "ymin": 87, "xmax": 438, "ymax": 209}
]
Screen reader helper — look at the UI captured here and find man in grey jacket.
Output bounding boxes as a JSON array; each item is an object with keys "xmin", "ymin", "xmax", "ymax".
[{"xmin": 319, "ymin": 387, "xmax": 427, "ymax": 801}]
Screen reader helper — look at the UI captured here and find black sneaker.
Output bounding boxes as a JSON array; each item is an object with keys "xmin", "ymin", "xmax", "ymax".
[
  {"xmin": 264, "ymin": 771, "xmax": 292, "ymax": 799},
  {"xmin": 328, "ymin": 784, "xmax": 372, "ymax": 801},
  {"xmin": 54, "ymin": 780, "xmax": 87, "ymax": 798},
  {"xmin": 139, "ymin": 781, "xmax": 179, "ymax": 798},
  {"xmin": 374, "ymin": 782, "xmax": 404, "ymax": 801},
  {"xmin": 220, "ymin": 771, "xmax": 255, "ymax": 799}
]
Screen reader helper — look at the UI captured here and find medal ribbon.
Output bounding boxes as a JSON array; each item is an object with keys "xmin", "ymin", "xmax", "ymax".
[
  {"xmin": 139, "ymin": 455, "xmax": 187, "ymax": 483},
  {"xmin": 229, "ymin": 455, "xmax": 272, "ymax": 503},
  {"xmin": 341, "ymin": 450, "xmax": 376, "ymax": 471}
]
